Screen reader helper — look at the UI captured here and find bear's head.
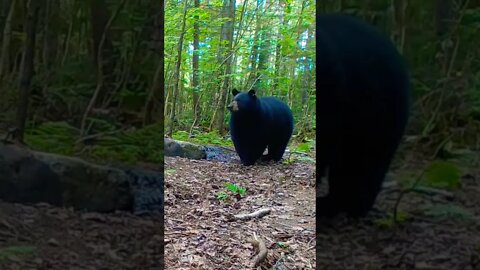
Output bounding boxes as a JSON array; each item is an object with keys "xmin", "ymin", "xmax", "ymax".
[{"xmin": 227, "ymin": 89, "xmax": 259, "ymax": 115}]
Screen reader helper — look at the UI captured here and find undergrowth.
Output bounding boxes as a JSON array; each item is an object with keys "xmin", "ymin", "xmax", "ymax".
[{"xmin": 24, "ymin": 121, "xmax": 164, "ymax": 165}]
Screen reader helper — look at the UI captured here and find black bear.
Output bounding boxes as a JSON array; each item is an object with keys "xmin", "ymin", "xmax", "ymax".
[
  {"xmin": 316, "ymin": 14, "xmax": 410, "ymax": 217},
  {"xmin": 227, "ymin": 89, "xmax": 294, "ymax": 166}
]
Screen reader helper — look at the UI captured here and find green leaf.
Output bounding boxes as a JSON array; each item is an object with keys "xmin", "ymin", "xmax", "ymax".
[
  {"xmin": 225, "ymin": 182, "xmax": 238, "ymax": 193},
  {"xmin": 423, "ymin": 161, "xmax": 461, "ymax": 190},
  {"xmin": 295, "ymin": 142, "xmax": 311, "ymax": 153},
  {"xmin": 0, "ymin": 245, "xmax": 36, "ymax": 262},
  {"xmin": 165, "ymin": 169, "xmax": 177, "ymax": 176},
  {"xmin": 216, "ymin": 191, "xmax": 229, "ymax": 201}
]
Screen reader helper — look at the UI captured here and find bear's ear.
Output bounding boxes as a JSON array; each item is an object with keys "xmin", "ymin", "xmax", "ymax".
[
  {"xmin": 232, "ymin": 88, "xmax": 240, "ymax": 96},
  {"xmin": 248, "ymin": 89, "xmax": 256, "ymax": 97}
]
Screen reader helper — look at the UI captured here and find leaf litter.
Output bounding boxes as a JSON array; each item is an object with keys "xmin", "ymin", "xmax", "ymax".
[
  {"xmin": 0, "ymin": 193, "xmax": 163, "ymax": 269},
  {"xmin": 164, "ymin": 156, "xmax": 317, "ymax": 269}
]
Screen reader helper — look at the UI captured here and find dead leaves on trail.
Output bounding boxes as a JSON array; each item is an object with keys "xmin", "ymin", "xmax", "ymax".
[
  {"xmin": 164, "ymin": 157, "xmax": 317, "ymax": 269},
  {"xmin": 0, "ymin": 202, "xmax": 163, "ymax": 269}
]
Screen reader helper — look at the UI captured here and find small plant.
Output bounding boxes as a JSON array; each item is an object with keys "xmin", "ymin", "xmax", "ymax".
[
  {"xmin": 375, "ymin": 211, "xmax": 410, "ymax": 228},
  {"xmin": 164, "ymin": 169, "xmax": 177, "ymax": 176},
  {"xmin": 216, "ymin": 191, "xmax": 229, "ymax": 201},
  {"xmin": 295, "ymin": 142, "xmax": 311, "ymax": 153},
  {"xmin": 282, "ymin": 155, "xmax": 296, "ymax": 165},
  {"xmin": 225, "ymin": 182, "xmax": 247, "ymax": 197},
  {"xmin": 277, "ymin": 242, "xmax": 288, "ymax": 248},
  {"xmin": 423, "ymin": 160, "xmax": 461, "ymax": 190},
  {"xmin": 393, "ymin": 160, "xmax": 462, "ymax": 223}
]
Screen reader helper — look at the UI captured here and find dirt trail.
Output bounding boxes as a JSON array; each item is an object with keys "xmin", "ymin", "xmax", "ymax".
[
  {"xmin": 164, "ymin": 156, "xmax": 317, "ymax": 269},
  {"xmin": 0, "ymin": 202, "xmax": 163, "ymax": 269},
  {"xmin": 316, "ymin": 159, "xmax": 480, "ymax": 270}
]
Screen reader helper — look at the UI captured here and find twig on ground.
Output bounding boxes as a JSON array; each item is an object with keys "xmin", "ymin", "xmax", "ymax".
[
  {"xmin": 234, "ymin": 208, "xmax": 271, "ymax": 221},
  {"xmin": 248, "ymin": 233, "xmax": 268, "ymax": 267},
  {"xmin": 384, "ymin": 181, "xmax": 454, "ymax": 200}
]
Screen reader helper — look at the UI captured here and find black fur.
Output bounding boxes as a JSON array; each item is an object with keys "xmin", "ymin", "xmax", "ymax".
[
  {"xmin": 316, "ymin": 14, "xmax": 410, "ymax": 217},
  {"xmin": 228, "ymin": 89, "xmax": 294, "ymax": 166}
]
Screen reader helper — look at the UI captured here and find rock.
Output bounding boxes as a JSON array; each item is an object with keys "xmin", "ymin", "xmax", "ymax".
[
  {"xmin": 164, "ymin": 138, "xmax": 236, "ymax": 162},
  {"xmin": 164, "ymin": 138, "xmax": 206, "ymax": 159},
  {"xmin": 178, "ymin": 140, "xmax": 207, "ymax": 160},
  {"xmin": 124, "ymin": 168, "xmax": 164, "ymax": 216},
  {"xmin": 0, "ymin": 143, "xmax": 63, "ymax": 206},
  {"xmin": 0, "ymin": 143, "xmax": 133, "ymax": 212},
  {"xmin": 164, "ymin": 138, "xmax": 185, "ymax": 157}
]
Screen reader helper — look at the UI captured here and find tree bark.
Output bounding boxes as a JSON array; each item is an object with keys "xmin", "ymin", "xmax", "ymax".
[
  {"xmin": 167, "ymin": 0, "xmax": 188, "ymax": 136},
  {"xmin": 190, "ymin": 0, "xmax": 201, "ymax": 131},
  {"xmin": 435, "ymin": 0, "xmax": 454, "ymax": 75},
  {"xmin": 80, "ymin": 0, "xmax": 127, "ymax": 135},
  {"xmin": 0, "ymin": 0, "xmax": 16, "ymax": 79},
  {"xmin": 89, "ymin": 0, "xmax": 116, "ymax": 106},
  {"xmin": 144, "ymin": 1, "xmax": 164, "ymax": 126},
  {"xmin": 15, "ymin": 0, "xmax": 42, "ymax": 143},
  {"xmin": 246, "ymin": 1, "xmax": 261, "ymax": 88},
  {"xmin": 214, "ymin": 0, "xmax": 235, "ymax": 133}
]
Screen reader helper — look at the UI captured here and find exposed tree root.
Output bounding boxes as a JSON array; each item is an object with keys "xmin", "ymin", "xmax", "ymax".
[{"xmin": 248, "ymin": 235, "xmax": 268, "ymax": 267}]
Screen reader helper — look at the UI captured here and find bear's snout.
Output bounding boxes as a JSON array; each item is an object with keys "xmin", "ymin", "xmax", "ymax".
[{"xmin": 228, "ymin": 100, "xmax": 239, "ymax": 112}]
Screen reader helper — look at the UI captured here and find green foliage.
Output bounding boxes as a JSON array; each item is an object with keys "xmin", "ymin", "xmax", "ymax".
[
  {"xmin": 224, "ymin": 182, "xmax": 247, "ymax": 197},
  {"xmin": 0, "ymin": 245, "xmax": 36, "ymax": 262},
  {"xmin": 375, "ymin": 211, "xmax": 411, "ymax": 228},
  {"xmin": 216, "ymin": 183, "xmax": 246, "ymax": 202},
  {"xmin": 216, "ymin": 191, "xmax": 229, "ymax": 201},
  {"xmin": 164, "ymin": 0, "xmax": 316, "ymax": 137},
  {"xmin": 421, "ymin": 203, "xmax": 474, "ymax": 221},
  {"xmin": 25, "ymin": 121, "xmax": 163, "ymax": 165},
  {"xmin": 88, "ymin": 124, "xmax": 164, "ymax": 164},
  {"xmin": 165, "ymin": 169, "xmax": 177, "ymax": 176},
  {"xmin": 277, "ymin": 242, "xmax": 288, "ymax": 248},
  {"xmin": 172, "ymin": 130, "xmax": 233, "ymax": 147},
  {"xmin": 294, "ymin": 139, "xmax": 315, "ymax": 154},
  {"xmin": 282, "ymin": 156, "xmax": 296, "ymax": 165},
  {"xmin": 25, "ymin": 122, "xmax": 78, "ymax": 156},
  {"xmin": 423, "ymin": 161, "xmax": 461, "ymax": 190}
]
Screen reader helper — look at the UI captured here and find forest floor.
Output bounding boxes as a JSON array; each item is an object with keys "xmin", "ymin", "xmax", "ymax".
[
  {"xmin": 164, "ymin": 156, "xmax": 316, "ymax": 269},
  {"xmin": 0, "ymin": 151, "xmax": 479, "ymax": 269},
  {"xmin": 164, "ymin": 152, "xmax": 480, "ymax": 270},
  {"xmin": 0, "ymin": 201, "xmax": 163, "ymax": 269},
  {"xmin": 316, "ymin": 153, "xmax": 480, "ymax": 270}
]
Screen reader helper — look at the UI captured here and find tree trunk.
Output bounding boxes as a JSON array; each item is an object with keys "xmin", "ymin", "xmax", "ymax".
[
  {"xmin": 392, "ymin": 0, "xmax": 407, "ymax": 53},
  {"xmin": 15, "ymin": 0, "xmax": 42, "ymax": 143},
  {"xmin": 272, "ymin": 0, "xmax": 285, "ymax": 92},
  {"xmin": 41, "ymin": 0, "xmax": 59, "ymax": 98},
  {"xmin": 0, "ymin": 0, "xmax": 16, "ymax": 79},
  {"xmin": 191, "ymin": 0, "xmax": 201, "ymax": 127},
  {"xmin": 80, "ymin": 0, "xmax": 127, "ymax": 135},
  {"xmin": 435, "ymin": 0, "xmax": 454, "ymax": 75},
  {"xmin": 167, "ymin": 0, "xmax": 188, "ymax": 137},
  {"xmin": 246, "ymin": 1, "xmax": 260, "ymax": 89},
  {"xmin": 144, "ymin": 1, "xmax": 164, "ymax": 126},
  {"xmin": 254, "ymin": 0, "xmax": 270, "ymax": 90},
  {"xmin": 89, "ymin": 0, "xmax": 115, "ymax": 106},
  {"xmin": 213, "ymin": 0, "xmax": 235, "ymax": 133}
]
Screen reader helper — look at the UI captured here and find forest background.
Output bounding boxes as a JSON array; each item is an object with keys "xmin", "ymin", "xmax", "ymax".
[{"xmin": 0, "ymin": 0, "xmax": 479, "ymax": 164}]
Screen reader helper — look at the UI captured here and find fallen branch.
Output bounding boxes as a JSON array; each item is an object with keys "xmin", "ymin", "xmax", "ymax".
[
  {"xmin": 412, "ymin": 186, "xmax": 454, "ymax": 199},
  {"xmin": 234, "ymin": 208, "xmax": 271, "ymax": 221},
  {"xmin": 248, "ymin": 235, "xmax": 268, "ymax": 267}
]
